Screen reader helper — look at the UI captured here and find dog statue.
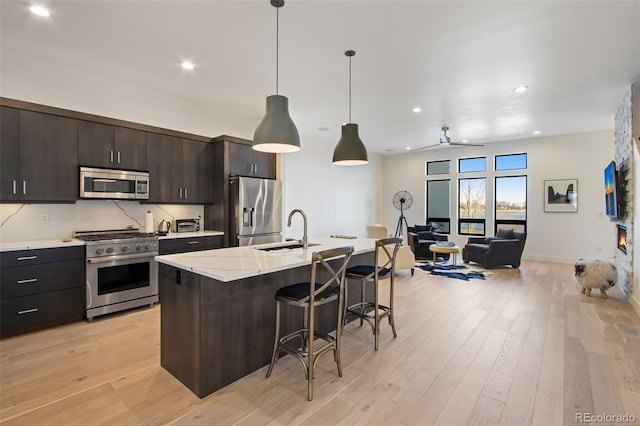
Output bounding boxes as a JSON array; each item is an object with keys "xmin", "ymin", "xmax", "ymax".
[{"xmin": 574, "ymin": 258, "xmax": 617, "ymax": 298}]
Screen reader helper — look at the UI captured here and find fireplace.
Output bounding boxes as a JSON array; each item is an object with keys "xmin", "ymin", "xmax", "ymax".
[{"xmin": 617, "ymin": 225, "xmax": 627, "ymax": 254}]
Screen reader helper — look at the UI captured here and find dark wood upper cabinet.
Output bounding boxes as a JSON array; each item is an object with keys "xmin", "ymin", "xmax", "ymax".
[
  {"xmin": 228, "ymin": 142, "xmax": 275, "ymax": 179},
  {"xmin": 147, "ymin": 132, "xmax": 183, "ymax": 203},
  {"xmin": 0, "ymin": 110, "xmax": 78, "ymax": 202},
  {"xmin": 78, "ymin": 121, "xmax": 146, "ymax": 170},
  {"xmin": 182, "ymin": 139, "xmax": 213, "ymax": 204},
  {"xmin": 0, "ymin": 107, "xmax": 21, "ymax": 201},
  {"xmin": 115, "ymin": 127, "xmax": 147, "ymax": 171}
]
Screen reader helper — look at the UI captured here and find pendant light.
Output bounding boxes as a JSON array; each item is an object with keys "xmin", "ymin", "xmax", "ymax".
[
  {"xmin": 332, "ymin": 50, "xmax": 368, "ymax": 166},
  {"xmin": 253, "ymin": 0, "xmax": 300, "ymax": 153}
]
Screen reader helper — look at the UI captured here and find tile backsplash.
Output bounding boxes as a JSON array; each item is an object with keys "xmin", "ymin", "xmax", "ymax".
[{"xmin": 0, "ymin": 200, "xmax": 204, "ymax": 242}]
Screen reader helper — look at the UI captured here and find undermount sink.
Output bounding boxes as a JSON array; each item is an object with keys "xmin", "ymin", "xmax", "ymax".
[{"xmin": 256, "ymin": 242, "xmax": 321, "ymax": 251}]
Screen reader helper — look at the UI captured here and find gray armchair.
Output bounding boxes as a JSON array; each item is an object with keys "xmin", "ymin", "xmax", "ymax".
[
  {"xmin": 407, "ymin": 225, "xmax": 450, "ymax": 261},
  {"xmin": 462, "ymin": 230, "xmax": 526, "ymax": 269}
]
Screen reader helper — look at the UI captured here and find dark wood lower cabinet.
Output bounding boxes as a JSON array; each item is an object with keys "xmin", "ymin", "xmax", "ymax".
[
  {"xmin": 0, "ymin": 287, "xmax": 84, "ymax": 338},
  {"xmin": 0, "ymin": 246, "xmax": 85, "ymax": 338},
  {"xmin": 158, "ymin": 251, "xmax": 373, "ymax": 398},
  {"xmin": 158, "ymin": 235, "xmax": 223, "ymax": 255}
]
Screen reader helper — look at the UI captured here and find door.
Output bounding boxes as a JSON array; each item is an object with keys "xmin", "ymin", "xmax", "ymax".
[
  {"xmin": 0, "ymin": 107, "xmax": 20, "ymax": 200},
  {"xmin": 182, "ymin": 139, "xmax": 212, "ymax": 203},
  {"xmin": 115, "ymin": 127, "xmax": 147, "ymax": 171},
  {"xmin": 78, "ymin": 121, "xmax": 115, "ymax": 168},
  {"xmin": 19, "ymin": 111, "xmax": 78, "ymax": 202},
  {"xmin": 261, "ymin": 179, "xmax": 282, "ymax": 234},
  {"xmin": 146, "ymin": 132, "xmax": 182, "ymax": 203},
  {"xmin": 237, "ymin": 176, "xmax": 262, "ymax": 237}
]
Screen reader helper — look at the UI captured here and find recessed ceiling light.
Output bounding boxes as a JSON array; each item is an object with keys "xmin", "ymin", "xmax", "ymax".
[
  {"xmin": 29, "ymin": 5, "xmax": 50, "ymax": 17},
  {"xmin": 532, "ymin": 130, "xmax": 541, "ymax": 135},
  {"xmin": 181, "ymin": 61, "xmax": 195, "ymax": 70},
  {"xmin": 412, "ymin": 107, "xmax": 422, "ymax": 113},
  {"xmin": 405, "ymin": 147, "xmax": 411, "ymax": 150},
  {"xmin": 461, "ymin": 139, "xmax": 468, "ymax": 143},
  {"xmin": 513, "ymin": 85, "xmax": 528, "ymax": 93}
]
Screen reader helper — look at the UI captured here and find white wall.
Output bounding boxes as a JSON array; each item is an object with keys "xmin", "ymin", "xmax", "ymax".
[
  {"xmin": 281, "ymin": 134, "xmax": 383, "ymax": 241},
  {"xmin": 382, "ymin": 131, "xmax": 617, "ymax": 263}
]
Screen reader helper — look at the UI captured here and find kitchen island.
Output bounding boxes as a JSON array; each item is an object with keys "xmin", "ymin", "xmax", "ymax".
[{"xmin": 155, "ymin": 237, "xmax": 376, "ymax": 398}]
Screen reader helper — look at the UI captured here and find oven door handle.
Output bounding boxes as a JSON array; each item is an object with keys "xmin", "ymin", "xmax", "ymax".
[{"xmin": 87, "ymin": 252, "xmax": 158, "ymax": 264}]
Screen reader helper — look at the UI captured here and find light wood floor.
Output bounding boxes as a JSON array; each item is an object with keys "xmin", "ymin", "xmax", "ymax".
[{"xmin": 1, "ymin": 260, "xmax": 639, "ymax": 426}]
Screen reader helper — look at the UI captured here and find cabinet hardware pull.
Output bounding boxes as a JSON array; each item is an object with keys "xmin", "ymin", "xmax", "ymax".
[
  {"xmin": 187, "ymin": 241, "xmax": 199, "ymax": 245},
  {"xmin": 17, "ymin": 278, "xmax": 38, "ymax": 284},
  {"xmin": 110, "ymin": 150, "xmax": 114, "ymax": 163},
  {"xmin": 179, "ymin": 188, "xmax": 183, "ymax": 199},
  {"xmin": 12, "ymin": 180, "xmax": 17, "ymax": 194},
  {"xmin": 16, "ymin": 256, "xmax": 37, "ymax": 261},
  {"xmin": 184, "ymin": 188, "xmax": 188, "ymax": 199},
  {"xmin": 22, "ymin": 180, "xmax": 27, "ymax": 195},
  {"xmin": 18, "ymin": 308, "xmax": 38, "ymax": 315},
  {"xmin": 117, "ymin": 151, "xmax": 121, "ymax": 164}
]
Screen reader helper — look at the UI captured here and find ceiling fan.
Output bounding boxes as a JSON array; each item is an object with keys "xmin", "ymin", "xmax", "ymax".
[{"xmin": 412, "ymin": 126, "xmax": 485, "ymax": 152}]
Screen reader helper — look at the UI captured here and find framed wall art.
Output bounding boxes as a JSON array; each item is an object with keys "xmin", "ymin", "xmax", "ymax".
[{"xmin": 544, "ymin": 179, "xmax": 578, "ymax": 212}]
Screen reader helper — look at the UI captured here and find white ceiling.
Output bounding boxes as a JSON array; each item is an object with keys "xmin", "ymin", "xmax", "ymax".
[{"xmin": 1, "ymin": 0, "xmax": 639, "ymax": 154}]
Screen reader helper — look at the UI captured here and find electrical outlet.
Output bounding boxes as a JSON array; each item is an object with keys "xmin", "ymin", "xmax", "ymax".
[{"xmin": 39, "ymin": 213, "xmax": 49, "ymax": 224}]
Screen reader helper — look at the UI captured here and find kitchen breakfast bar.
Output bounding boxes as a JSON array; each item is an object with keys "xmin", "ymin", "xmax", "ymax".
[{"xmin": 155, "ymin": 237, "xmax": 376, "ymax": 398}]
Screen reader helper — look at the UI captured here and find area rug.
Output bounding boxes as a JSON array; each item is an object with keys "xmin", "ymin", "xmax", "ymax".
[{"xmin": 417, "ymin": 263, "xmax": 487, "ymax": 281}]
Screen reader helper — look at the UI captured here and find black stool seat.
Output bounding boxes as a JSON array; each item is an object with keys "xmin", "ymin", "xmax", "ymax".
[
  {"xmin": 346, "ymin": 265, "xmax": 390, "ymax": 277},
  {"xmin": 275, "ymin": 282, "xmax": 339, "ymax": 302}
]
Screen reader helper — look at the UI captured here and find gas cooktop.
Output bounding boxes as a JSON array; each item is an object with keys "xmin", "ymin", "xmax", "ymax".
[{"xmin": 73, "ymin": 229, "xmax": 156, "ymax": 242}]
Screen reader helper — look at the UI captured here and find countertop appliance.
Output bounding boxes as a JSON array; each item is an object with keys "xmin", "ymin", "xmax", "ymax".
[
  {"xmin": 174, "ymin": 218, "xmax": 200, "ymax": 233},
  {"xmin": 80, "ymin": 166, "xmax": 149, "ymax": 200},
  {"xmin": 230, "ymin": 176, "xmax": 282, "ymax": 246},
  {"xmin": 73, "ymin": 228, "xmax": 158, "ymax": 321}
]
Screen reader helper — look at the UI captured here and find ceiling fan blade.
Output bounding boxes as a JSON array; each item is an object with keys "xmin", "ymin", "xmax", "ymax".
[
  {"xmin": 410, "ymin": 143, "xmax": 442, "ymax": 152},
  {"xmin": 449, "ymin": 142, "xmax": 486, "ymax": 147}
]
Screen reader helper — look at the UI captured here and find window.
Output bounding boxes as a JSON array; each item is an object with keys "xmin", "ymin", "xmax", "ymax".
[
  {"xmin": 427, "ymin": 160, "xmax": 450, "ymax": 175},
  {"xmin": 426, "ymin": 179, "xmax": 450, "ymax": 233},
  {"xmin": 495, "ymin": 176, "xmax": 527, "ymax": 234},
  {"xmin": 496, "ymin": 153, "xmax": 527, "ymax": 171},
  {"xmin": 459, "ymin": 157, "xmax": 486, "ymax": 173},
  {"xmin": 458, "ymin": 178, "xmax": 486, "ymax": 235}
]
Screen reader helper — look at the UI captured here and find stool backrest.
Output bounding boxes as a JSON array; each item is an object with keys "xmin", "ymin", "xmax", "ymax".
[
  {"xmin": 307, "ymin": 245, "xmax": 354, "ymax": 304},
  {"xmin": 374, "ymin": 237, "xmax": 402, "ymax": 278}
]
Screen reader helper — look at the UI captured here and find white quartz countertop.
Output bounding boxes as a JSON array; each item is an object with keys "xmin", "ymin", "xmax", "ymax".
[
  {"xmin": 0, "ymin": 238, "xmax": 85, "ymax": 252},
  {"xmin": 155, "ymin": 236, "xmax": 375, "ymax": 282},
  {"xmin": 157, "ymin": 230, "xmax": 224, "ymax": 240}
]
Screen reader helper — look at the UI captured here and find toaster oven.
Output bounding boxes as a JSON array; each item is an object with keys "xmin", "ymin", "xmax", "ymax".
[{"xmin": 174, "ymin": 219, "xmax": 200, "ymax": 233}]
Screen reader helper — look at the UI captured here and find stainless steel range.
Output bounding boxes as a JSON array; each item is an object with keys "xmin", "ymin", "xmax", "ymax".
[{"xmin": 74, "ymin": 229, "xmax": 158, "ymax": 321}]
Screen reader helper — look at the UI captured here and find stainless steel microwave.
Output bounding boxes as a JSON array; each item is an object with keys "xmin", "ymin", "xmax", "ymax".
[{"xmin": 80, "ymin": 167, "xmax": 149, "ymax": 200}]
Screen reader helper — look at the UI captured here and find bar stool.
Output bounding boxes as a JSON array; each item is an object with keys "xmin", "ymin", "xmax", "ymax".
[
  {"xmin": 266, "ymin": 245, "xmax": 354, "ymax": 401},
  {"xmin": 344, "ymin": 237, "xmax": 401, "ymax": 350}
]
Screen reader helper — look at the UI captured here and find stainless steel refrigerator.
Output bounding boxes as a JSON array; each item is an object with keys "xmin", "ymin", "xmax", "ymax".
[{"xmin": 230, "ymin": 176, "xmax": 283, "ymax": 246}]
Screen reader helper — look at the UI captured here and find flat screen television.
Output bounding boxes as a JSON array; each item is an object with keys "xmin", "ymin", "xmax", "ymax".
[{"xmin": 604, "ymin": 160, "xmax": 618, "ymax": 219}]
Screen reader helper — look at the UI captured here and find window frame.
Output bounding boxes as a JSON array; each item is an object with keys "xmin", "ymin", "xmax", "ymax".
[
  {"xmin": 458, "ymin": 176, "xmax": 486, "ymax": 236},
  {"xmin": 494, "ymin": 174, "xmax": 527, "ymax": 235},
  {"xmin": 426, "ymin": 178, "xmax": 451, "ymax": 234},
  {"xmin": 495, "ymin": 153, "xmax": 527, "ymax": 171},
  {"xmin": 458, "ymin": 156, "xmax": 486, "ymax": 173}
]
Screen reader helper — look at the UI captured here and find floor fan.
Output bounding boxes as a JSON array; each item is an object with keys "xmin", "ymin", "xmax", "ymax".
[{"xmin": 392, "ymin": 190, "xmax": 413, "ymax": 237}]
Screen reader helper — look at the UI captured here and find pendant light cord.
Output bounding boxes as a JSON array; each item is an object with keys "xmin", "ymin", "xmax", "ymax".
[
  {"xmin": 276, "ymin": 6, "xmax": 279, "ymax": 95},
  {"xmin": 348, "ymin": 54, "xmax": 352, "ymax": 123}
]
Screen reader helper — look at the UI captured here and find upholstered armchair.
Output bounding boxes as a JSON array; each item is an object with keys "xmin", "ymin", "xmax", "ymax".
[
  {"xmin": 407, "ymin": 225, "xmax": 450, "ymax": 262},
  {"xmin": 462, "ymin": 230, "xmax": 526, "ymax": 269}
]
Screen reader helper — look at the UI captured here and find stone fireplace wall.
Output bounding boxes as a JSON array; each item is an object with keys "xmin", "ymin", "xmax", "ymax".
[{"xmin": 613, "ymin": 87, "xmax": 634, "ymax": 297}]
